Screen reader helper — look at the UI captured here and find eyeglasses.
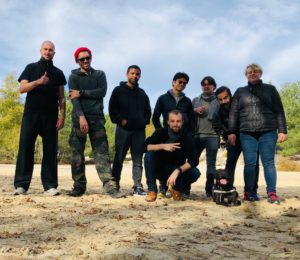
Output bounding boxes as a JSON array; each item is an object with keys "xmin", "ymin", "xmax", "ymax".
[
  {"xmin": 77, "ymin": 56, "xmax": 91, "ymax": 62},
  {"xmin": 178, "ymin": 80, "xmax": 187, "ymax": 85},
  {"xmin": 202, "ymin": 83, "xmax": 212, "ymax": 86}
]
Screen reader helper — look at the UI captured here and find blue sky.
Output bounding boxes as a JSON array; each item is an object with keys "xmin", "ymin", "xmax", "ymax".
[{"xmin": 1, "ymin": 0, "xmax": 300, "ymax": 110}]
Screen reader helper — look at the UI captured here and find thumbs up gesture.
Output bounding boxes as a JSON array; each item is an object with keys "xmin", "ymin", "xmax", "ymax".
[{"xmin": 38, "ymin": 72, "xmax": 49, "ymax": 85}]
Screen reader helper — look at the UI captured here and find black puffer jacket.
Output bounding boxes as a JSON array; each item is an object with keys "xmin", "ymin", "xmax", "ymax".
[{"xmin": 228, "ymin": 81, "xmax": 287, "ymax": 134}]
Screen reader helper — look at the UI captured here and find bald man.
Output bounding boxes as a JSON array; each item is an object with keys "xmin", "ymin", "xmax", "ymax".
[{"xmin": 14, "ymin": 41, "xmax": 66, "ymax": 196}]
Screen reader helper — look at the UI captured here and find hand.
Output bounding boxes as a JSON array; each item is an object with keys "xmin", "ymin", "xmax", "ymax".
[
  {"xmin": 69, "ymin": 89, "xmax": 81, "ymax": 100},
  {"xmin": 37, "ymin": 72, "xmax": 49, "ymax": 85},
  {"xmin": 167, "ymin": 169, "xmax": 180, "ymax": 187},
  {"xmin": 56, "ymin": 116, "xmax": 65, "ymax": 130},
  {"xmin": 228, "ymin": 134, "xmax": 236, "ymax": 146},
  {"xmin": 163, "ymin": 143, "xmax": 181, "ymax": 152},
  {"xmin": 277, "ymin": 133, "xmax": 287, "ymax": 143},
  {"xmin": 220, "ymin": 139, "xmax": 226, "ymax": 149},
  {"xmin": 79, "ymin": 116, "xmax": 89, "ymax": 134},
  {"xmin": 121, "ymin": 119, "xmax": 127, "ymax": 126},
  {"xmin": 194, "ymin": 106, "xmax": 206, "ymax": 114}
]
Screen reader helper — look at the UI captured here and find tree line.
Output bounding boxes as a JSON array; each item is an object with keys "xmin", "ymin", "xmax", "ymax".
[{"xmin": 0, "ymin": 73, "xmax": 299, "ymax": 163}]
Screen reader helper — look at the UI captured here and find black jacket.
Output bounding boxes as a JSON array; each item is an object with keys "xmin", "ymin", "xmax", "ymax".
[
  {"xmin": 144, "ymin": 127, "xmax": 199, "ymax": 167},
  {"xmin": 228, "ymin": 81, "xmax": 287, "ymax": 134},
  {"xmin": 152, "ymin": 91, "xmax": 195, "ymax": 133},
  {"xmin": 212, "ymin": 104, "xmax": 231, "ymax": 139},
  {"xmin": 109, "ymin": 82, "xmax": 151, "ymax": 131}
]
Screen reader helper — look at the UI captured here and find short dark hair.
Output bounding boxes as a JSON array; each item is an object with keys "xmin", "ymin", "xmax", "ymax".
[
  {"xmin": 201, "ymin": 76, "xmax": 217, "ymax": 88},
  {"xmin": 173, "ymin": 72, "xmax": 189, "ymax": 82},
  {"xmin": 127, "ymin": 65, "xmax": 141, "ymax": 73},
  {"xmin": 168, "ymin": 109, "xmax": 183, "ymax": 120},
  {"xmin": 215, "ymin": 86, "xmax": 232, "ymax": 98}
]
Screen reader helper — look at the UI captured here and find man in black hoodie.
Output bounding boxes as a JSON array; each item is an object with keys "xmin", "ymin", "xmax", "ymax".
[
  {"xmin": 68, "ymin": 47, "xmax": 121, "ymax": 197},
  {"xmin": 14, "ymin": 41, "xmax": 66, "ymax": 196},
  {"xmin": 109, "ymin": 65, "xmax": 151, "ymax": 195}
]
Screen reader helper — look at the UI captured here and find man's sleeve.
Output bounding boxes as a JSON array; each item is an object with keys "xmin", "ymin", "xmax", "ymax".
[
  {"xmin": 187, "ymin": 100, "xmax": 195, "ymax": 133},
  {"xmin": 144, "ymin": 94, "xmax": 152, "ymax": 125},
  {"xmin": 18, "ymin": 64, "xmax": 32, "ymax": 82},
  {"xmin": 81, "ymin": 71, "xmax": 107, "ymax": 99},
  {"xmin": 186, "ymin": 135, "xmax": 199, "ymax": 167},
  {"xmin": 108, "ymin": 88, "xmax": 122, "ymax": 124},
  {"xmin": 228, "ymin": 92, "xmax": 239, "ymax": 134},
  {"xmin": 152, "ymin": 97, "xmax": 163, "ymax": 130},
  {"xmin": 144, "ymin": 129, "xmax": 164, "ymax": 152},
  {"xmin": 68, "ymin": 74, "xmax": 84, "ymax": 117}
]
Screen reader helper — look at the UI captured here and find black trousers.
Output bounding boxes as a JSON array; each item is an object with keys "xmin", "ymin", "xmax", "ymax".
[{"xmin": 14, "ymin": 113, "xmax": 58, "ymax": 191}]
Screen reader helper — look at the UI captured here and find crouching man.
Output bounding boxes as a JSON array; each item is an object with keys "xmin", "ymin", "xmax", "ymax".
[{"xmin": 144, "ymin": 110, "xmax": 200, "ymax": 202}]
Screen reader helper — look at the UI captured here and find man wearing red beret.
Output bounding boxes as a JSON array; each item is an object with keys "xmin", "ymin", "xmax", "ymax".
[{"xmin": 68, "ymin": 47, "xmax": 122, "ymax": 197}]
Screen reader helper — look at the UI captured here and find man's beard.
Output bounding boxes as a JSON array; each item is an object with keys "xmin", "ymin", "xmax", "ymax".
[{"xmin": 221, "ymin": 103, "xmax": 230, "ymax": 111}]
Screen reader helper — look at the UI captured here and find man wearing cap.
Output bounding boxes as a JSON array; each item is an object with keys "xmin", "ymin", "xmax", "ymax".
[
  {"xmin": 68, "ymin": 47, "xmax": 121, "ymax": 197},
  {"xmin": 14, "ymin": 40, "xmax": 66, "ymax": 196}
]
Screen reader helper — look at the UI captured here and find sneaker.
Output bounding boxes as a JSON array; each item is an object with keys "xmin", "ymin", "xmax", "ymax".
[
  {"xmin": 44, "ymin": 188, "xmax": 59, "ymax": 196},
  {"xmin": 103, "ymin": 180, "xmax": 117, "ymax": 193},
  {"xmin": 68, "ymin": 187, "xmax": 85, "ymax": 197},
  {"xmin": 182, "ymin": 191, "xmax": 191, "ymax": 200},
  {"xmin": 157, "ymin": 190, "xmax": 166, "ymax": 198},
  {"xmin": 132, "ymin": 186, "xmax": 147, "ymax": 196},
  {"xmin": 243, "ymin": 192, "xmax": 254, "ymax": 201},
  {"xmin": 107, "ymin": 189, "xmax": 126, "ymax": 198},
  {"xmin": 104, "ymin": 181, "xmax": 126, "ymax": 198},
  {"xmin": 169, "ymin": 185, "xmax": 182, "ymax": 201},
  {"xmin": 250, "ymin": 193, "xmax": 260, "ymax": 201},
  {"xmin": 145, "ymin": 191, "xmax": 157, "ymax": 202},
  {"xmin": 14, "ymin": 187, "xmax": 26, "ymax": 195},
  {"xmin": 206, "ymin": 192, "xmax": 213, "ymax": 198},
  {"xmin": 267, "ymin": 192, "xmax": 280, "ymax": 204},
  {"xmin": 244, "ymin": 192, "xmax": 260, "ymax": 201}
]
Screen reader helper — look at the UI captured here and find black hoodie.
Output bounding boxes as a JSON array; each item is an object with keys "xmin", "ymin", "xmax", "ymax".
[
  {"xmin": 109, "ymin": 81, "xmax": 151, "ymax": 131},
  {"xmin": 68, "ymin": 68, "xmax": 107, "ymax": 118}
]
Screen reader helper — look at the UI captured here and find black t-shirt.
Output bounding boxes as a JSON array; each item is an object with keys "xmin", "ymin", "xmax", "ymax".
[{"xmin": 18, "ymin": 59, "xmax": 66, "ymax": 114}]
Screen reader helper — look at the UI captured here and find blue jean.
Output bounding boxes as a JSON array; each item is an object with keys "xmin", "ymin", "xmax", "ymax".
[
  {"xmin": 112, "ymin": 125, "xmax": 145, "ymax": 188},
  {"xmin": 240, "ymin": 131, "xmax": 277, "ymax": 193},
  {"xmin": 144, "ymin": 151, "xmax": 200, "ymax": 192},
  {"xmin": 194, "ymin": 136, "xmax": 219, "ymax": 194},
  {"xmin": 226, "ymin": 138, "xmax": 259, "ymax": 192}
]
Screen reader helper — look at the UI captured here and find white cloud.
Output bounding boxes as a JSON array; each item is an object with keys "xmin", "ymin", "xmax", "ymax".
[{"xmin": 1, "ymin": 0, "xmax": 300, "ymax": 107}]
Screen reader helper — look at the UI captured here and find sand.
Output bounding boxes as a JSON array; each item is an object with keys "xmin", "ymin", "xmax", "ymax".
[{"xmin": 0, "ymin": 159, "xmax": 299, "ymax": 260}]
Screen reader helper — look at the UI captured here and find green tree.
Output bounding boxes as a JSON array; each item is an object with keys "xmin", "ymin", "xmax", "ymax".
[
  {"xmin": 278, "ymin": 81, "xmax": 300, "ymax": 156},
  {"xmin": 0, "ymin": 74, "xmax": 24, "ymax": 162}
]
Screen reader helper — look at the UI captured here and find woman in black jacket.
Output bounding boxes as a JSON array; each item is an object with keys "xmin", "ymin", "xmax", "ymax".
[{"xmin": 228, "ymin": 64, "xmax": 287, "ymax": 204}]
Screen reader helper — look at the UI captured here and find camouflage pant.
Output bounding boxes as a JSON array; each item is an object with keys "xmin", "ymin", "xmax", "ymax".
[{"xmin": 69, "ymin": 115, "xmax": 113, "ymax": 190}]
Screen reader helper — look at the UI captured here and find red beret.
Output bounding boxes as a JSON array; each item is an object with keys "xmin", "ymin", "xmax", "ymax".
[{"xmin": 74, "ymin": 47, "xmax": 92, "ymax": 61}]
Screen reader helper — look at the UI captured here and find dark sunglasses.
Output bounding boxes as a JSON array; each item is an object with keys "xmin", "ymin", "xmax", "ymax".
[
  {"xmin": 178, "ymin": 80, "xmax": 187, "ymax": 85},
  {"xmin": 77, "ymin": 56, "xmax": 91, "ymax": 62}
]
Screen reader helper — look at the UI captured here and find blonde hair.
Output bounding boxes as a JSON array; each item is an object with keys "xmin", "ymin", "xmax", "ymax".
[{"xmin": 245, "ymin": 63, "xmax": 263, "ymax": 76}]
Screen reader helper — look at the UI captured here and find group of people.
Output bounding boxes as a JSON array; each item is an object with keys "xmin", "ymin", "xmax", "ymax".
[{"xmin": 13, "ymin": 40, "xmax": 287, "ymax": 205}]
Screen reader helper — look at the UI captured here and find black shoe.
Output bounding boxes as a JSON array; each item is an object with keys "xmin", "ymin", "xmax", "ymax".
[
  {"xmin": 68, "ymin": 187, "xmax": 85, "ymax": 197},
  {"xmin": 206, "ymin": 192, "xmax": 213, "ymax": 198}
]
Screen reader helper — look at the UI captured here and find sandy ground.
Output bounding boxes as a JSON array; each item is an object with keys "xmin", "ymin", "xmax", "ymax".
[{"xmin": 0, "ymin": 157, "xmax": 300, "ymax": 260}]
